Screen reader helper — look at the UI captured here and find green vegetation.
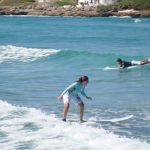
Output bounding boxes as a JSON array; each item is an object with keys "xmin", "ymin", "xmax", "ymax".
[
  {"xmin": 0, "ymin": 0, "xmax": 35, "ymax": 6},
  {"xmin": 52, "ymin": 0, "xmax": 77, "ymax": 6},
  {"xmin": 97, "ymin": 0, "xmax": 150, "ymax": 12},
  {"xmin": 0, "ymin": 0, "xmax": 77, "ymax": 7}
]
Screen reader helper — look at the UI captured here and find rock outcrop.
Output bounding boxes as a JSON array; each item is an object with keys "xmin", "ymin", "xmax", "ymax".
[{"xmin": 0, "ymin": 5, "xmax": 150, "ymax": 17}]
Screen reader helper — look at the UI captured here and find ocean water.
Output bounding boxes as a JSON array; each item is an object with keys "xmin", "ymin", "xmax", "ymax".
[{"xmin": 0, "ymin": 16, "xmax": 150, "ymax": 150}]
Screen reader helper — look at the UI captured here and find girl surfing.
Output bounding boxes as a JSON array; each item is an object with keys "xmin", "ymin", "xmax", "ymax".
[{"xmin": 57, "ymin": 76, "xmax": 92, "ymax": 123}]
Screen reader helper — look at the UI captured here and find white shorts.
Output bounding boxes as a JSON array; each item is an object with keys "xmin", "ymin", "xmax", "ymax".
[
  {"xmin": 63, "ymin": 93, "xmax": 82, "ymax": 105},
  {"xmin": 131, "ymin": 60, "xmax": 141, "ymax": 65}
]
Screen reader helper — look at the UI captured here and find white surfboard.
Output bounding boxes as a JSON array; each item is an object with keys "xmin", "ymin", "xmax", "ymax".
[
  {"xmin": 126, "ymin": 66, "xmax": 138, "ymax": 69},
  {"xmin": 97, "ymin": 115, "xmax": 134, "ymax": 123},
  {"xmin": 68, "ymin": 115, "xmax": 134, "ymax": 124},
  {"xmin": 104, "ymin": 66, "xmax": 139, "ymax": 71}
]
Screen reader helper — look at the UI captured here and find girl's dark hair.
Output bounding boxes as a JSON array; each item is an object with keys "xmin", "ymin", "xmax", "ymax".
[{"xmin": 76, "ymin": 75, "xmax": 89, "ymax": 83}]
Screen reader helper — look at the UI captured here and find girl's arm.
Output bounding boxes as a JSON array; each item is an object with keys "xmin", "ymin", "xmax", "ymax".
[
  {"xmin": 81, "ymin": 90, "xmax": 88, "ymax": 98},
  {"xmin": 81, "ymin": 89, "xmax": 92, "ymax": 100}
]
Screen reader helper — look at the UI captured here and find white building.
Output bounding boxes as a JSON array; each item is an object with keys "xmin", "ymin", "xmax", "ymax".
[
  {"xmin": 36, "ymin": 0, "xmax": 118, "ymax": 6},
  {"xmin": 37, "ymin": 0, "xmax": 51, "ymax": 2},
  {"xmin": 78, "ymin": 0, "xmax": 118, "ymax": 7},
  {"xmin": 101, "ymin": 0, "xmax": 118, "ymax": 5}
]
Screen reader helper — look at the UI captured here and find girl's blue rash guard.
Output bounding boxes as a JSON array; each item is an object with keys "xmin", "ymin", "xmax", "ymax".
[{"xmin": 61, "ymin": 82, "xmax": 88, "ymax": 98}]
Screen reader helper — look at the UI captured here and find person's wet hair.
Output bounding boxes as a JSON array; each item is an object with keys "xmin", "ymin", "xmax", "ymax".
[{"xmin": 117, "ymin": 58, "xmax": 122, "ymax": 63}]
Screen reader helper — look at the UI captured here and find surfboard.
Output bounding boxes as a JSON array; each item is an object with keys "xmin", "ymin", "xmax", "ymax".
[
  {"xmin": 104, "ymin": 66, "xmax": 139, "ymax": 71},
  {"xmin": 96, "ymin": 115, "xmax": 134, "ymax": 123},
  {"xmin": 126, "ymin": 66, "xmax": 138, "ymax": 69},
  {"xmin": 68, "ymin": 115, "xmax": 134, "ymax": 124}
]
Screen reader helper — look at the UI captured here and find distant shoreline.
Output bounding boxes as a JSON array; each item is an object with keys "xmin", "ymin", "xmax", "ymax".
[{"xmin": 0, "ymin": 6, "xmax": 150, "ymax": 18}]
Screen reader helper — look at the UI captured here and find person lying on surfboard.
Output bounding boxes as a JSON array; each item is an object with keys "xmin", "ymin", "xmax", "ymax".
[
  {"xmin": 57, "ymin": 76, "xmax": 92, "ymax": 123},
  {"xmin": 117, "ymin": 58, "xmax": 150, "ymax": 69}
]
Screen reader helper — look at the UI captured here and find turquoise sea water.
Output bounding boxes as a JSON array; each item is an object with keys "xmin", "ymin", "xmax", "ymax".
[{"xmin": 0, "ymin": 16, "xmax": 150, "ymax": 150}]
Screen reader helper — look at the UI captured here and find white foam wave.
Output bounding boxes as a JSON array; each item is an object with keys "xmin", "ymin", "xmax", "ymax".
[
  {"xmin": 119, "ymin": 16, "xmax": 131, "ymax": 18},
  {"xmin": 0, "ymin": 45, "xmax": 60, "ymax": 63},
  {"xmin": 103, "ymin": 66, "xmax": 118, "ymax": 70},
  {"xmin": 134, "ymin": 19, "xmax": 142, "ymax": 23},
  {"xmin": 110, "ymin": 16, "xmax": 131, "ymax": 18},
  {"xmin": 0, "ymin": 100, "xmax": 149, "ymax": 150}
]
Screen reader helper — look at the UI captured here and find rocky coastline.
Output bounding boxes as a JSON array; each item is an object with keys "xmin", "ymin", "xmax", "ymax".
[{"xmin": 0, "ymin": 5, "xmax": 150, "ymax": 17}]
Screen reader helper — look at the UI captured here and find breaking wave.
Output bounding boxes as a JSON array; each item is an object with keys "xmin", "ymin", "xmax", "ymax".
[
  {"xmin": 0, "ymin": 100, "xmax": 149, "ymax": 150},
  {"xmin": 0, "ymin": 45, "xmax": 60, "ymax": 63}
]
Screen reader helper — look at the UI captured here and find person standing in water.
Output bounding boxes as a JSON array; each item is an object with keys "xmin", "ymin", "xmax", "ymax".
[{"xmin": 57, "ymin": 76, "xmax": 92, "ymax": 123}]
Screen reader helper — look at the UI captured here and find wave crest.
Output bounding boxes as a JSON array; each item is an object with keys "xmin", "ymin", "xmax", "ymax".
[{"xmin": 0, "ymin": 45, "xmax": 60, "ymax": 63}]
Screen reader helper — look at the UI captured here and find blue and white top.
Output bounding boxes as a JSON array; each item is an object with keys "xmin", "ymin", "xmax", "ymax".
[{"xmin": 61, "ymin": 82, "xmax": 88, "ymax": 98}]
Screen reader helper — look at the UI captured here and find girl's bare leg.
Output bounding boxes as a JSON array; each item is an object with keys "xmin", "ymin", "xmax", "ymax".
[
  {"xmin": 62, "ymin": 103, "xmax": 69, "ymax": 121},
  {"xmin": 79, "ymin": 102, "xmax": 85, "ymax": 123}
]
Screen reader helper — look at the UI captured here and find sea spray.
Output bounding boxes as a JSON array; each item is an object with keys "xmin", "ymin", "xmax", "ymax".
[{"xmin": 0, "ymin": 100, "xmax": 150, "ymax": 150}]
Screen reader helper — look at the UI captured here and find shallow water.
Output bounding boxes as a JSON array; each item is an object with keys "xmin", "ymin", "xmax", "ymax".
[{"xmin": 0, "ymin": 16, "xmax": 150, "ymax": 150}]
